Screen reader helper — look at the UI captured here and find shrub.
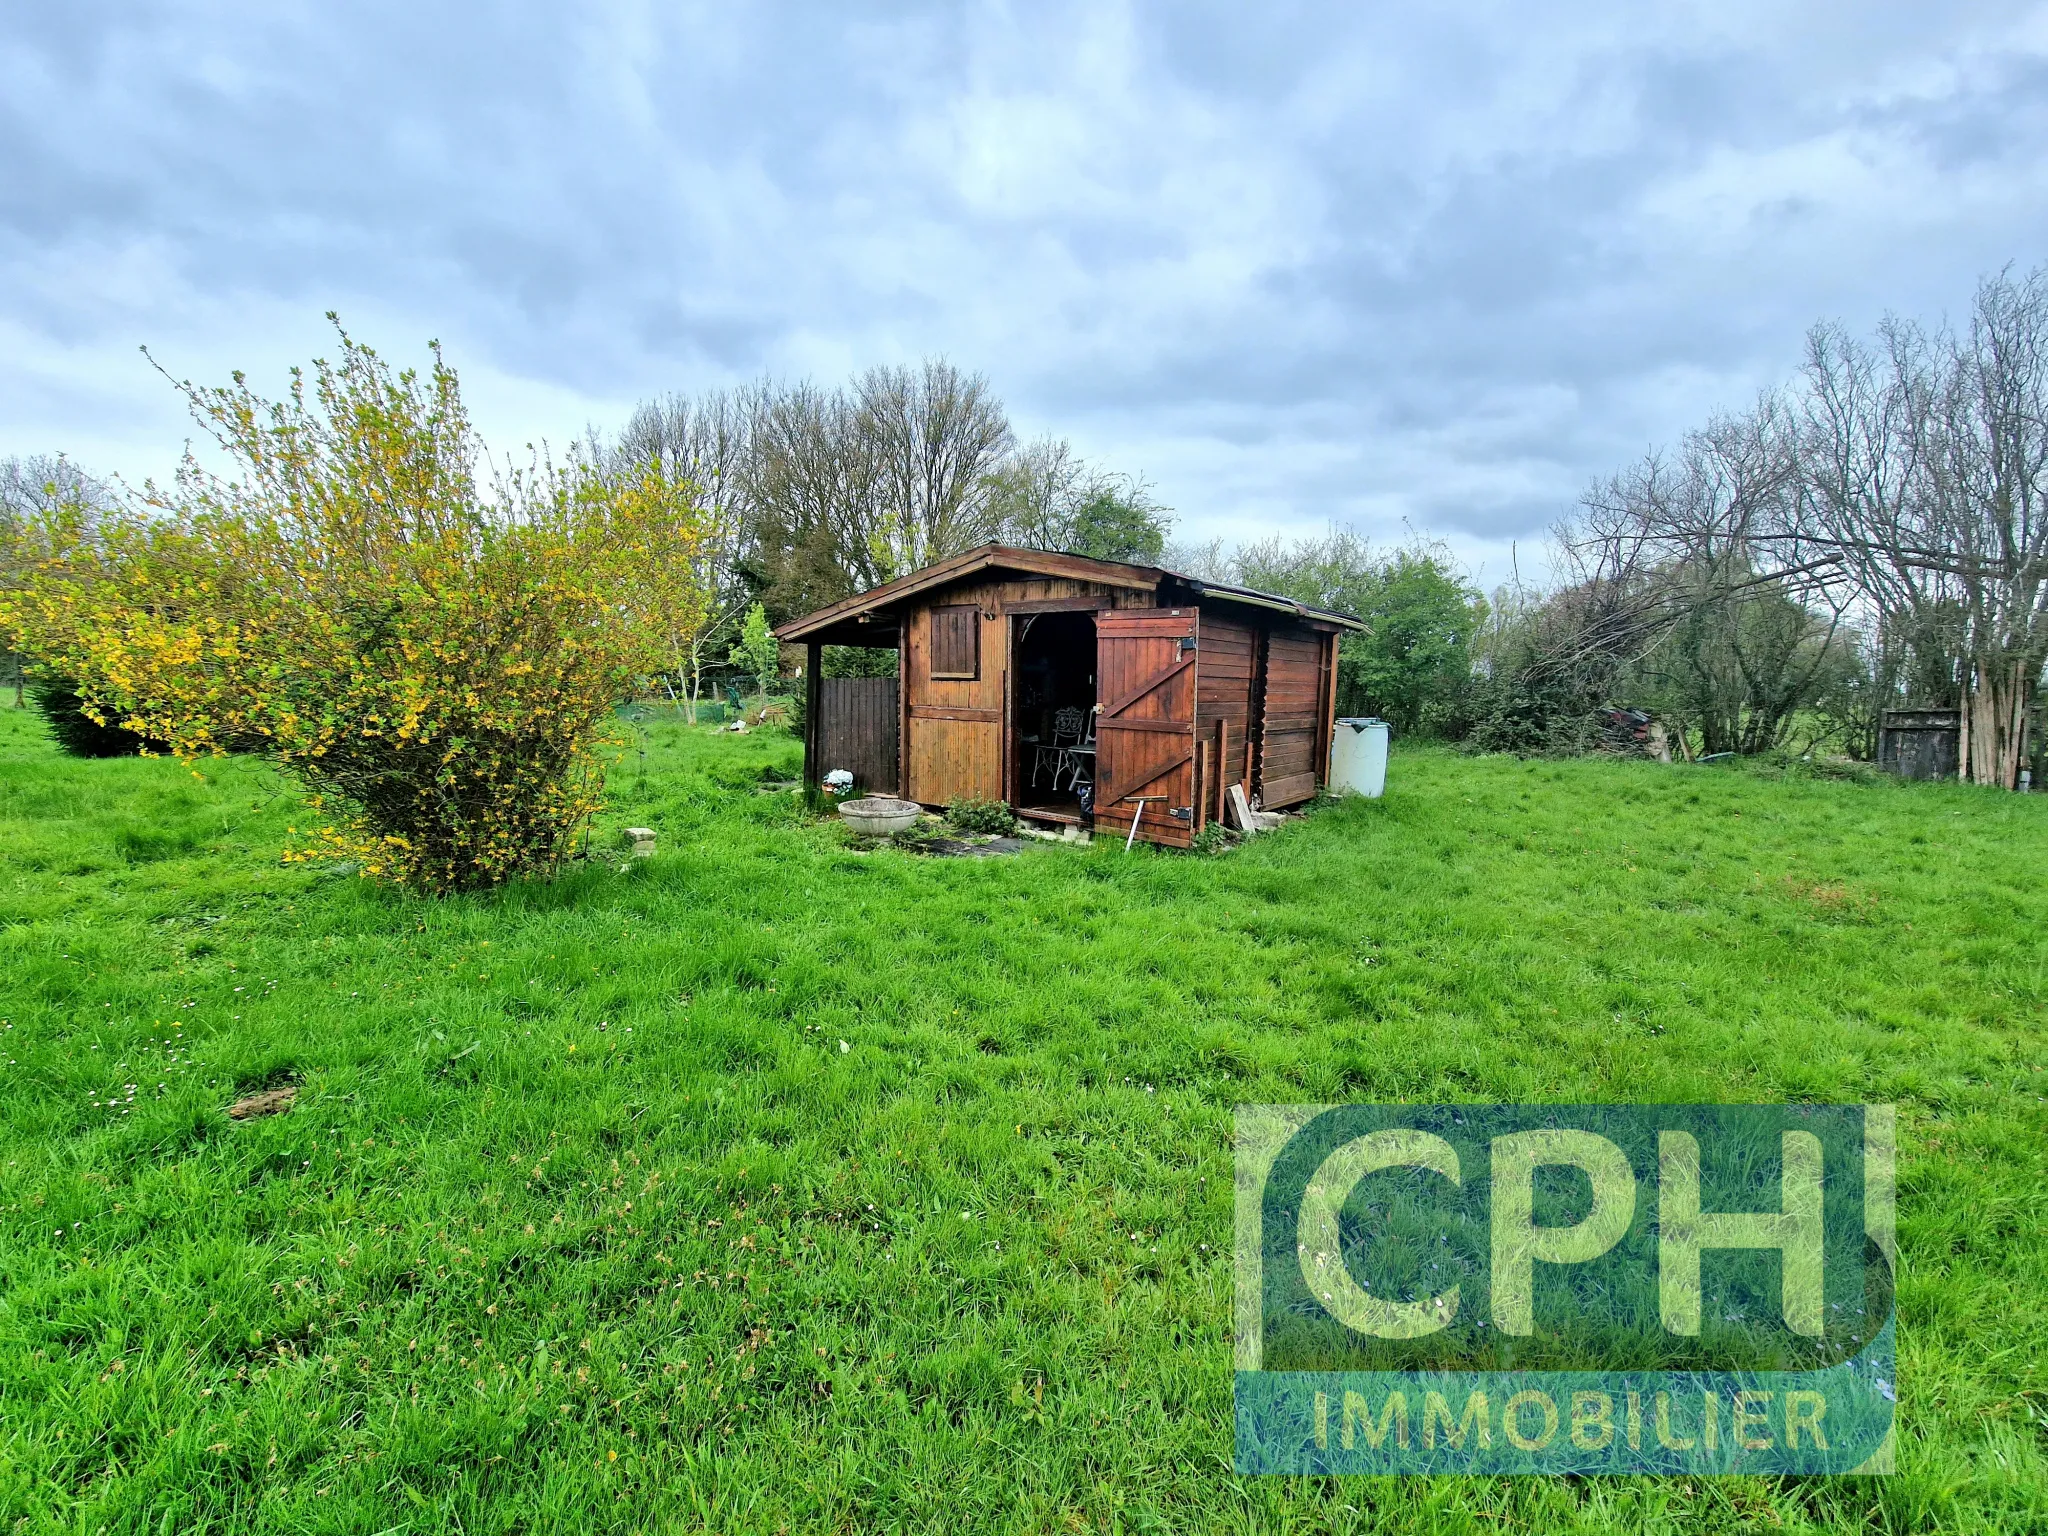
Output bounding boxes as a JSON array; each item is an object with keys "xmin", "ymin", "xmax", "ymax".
[
  {"xmin": 1462, "ymin": 671, "xmax": 1599, "ymax": 756},
  {"xmin": 821, "ymin": 645, "xmax": 897, "ymax": 678},
  {"xmin": 0, "ymin": 321, "xmax": 711, "ymax": 893},
  {"xmin": 945, "ymin": 797, "xmax": 1016, "ymax": 835},
  {"xmin": 28, "ymin": 675, "xmax": 166, "ymax": 758}
]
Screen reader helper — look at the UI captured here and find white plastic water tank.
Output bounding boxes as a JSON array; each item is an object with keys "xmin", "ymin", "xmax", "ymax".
[{"xmin": 1331, "ymin": 718, "xmax": 1389, "ymax": 798}]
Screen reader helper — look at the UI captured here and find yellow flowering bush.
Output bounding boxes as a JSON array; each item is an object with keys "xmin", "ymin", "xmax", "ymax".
[{"xmin": 0, "ymin": 323, "xmax": 709, "ymax": 892}]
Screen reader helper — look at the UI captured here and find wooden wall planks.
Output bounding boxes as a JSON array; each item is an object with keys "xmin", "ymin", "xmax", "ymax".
[
  {"xmin": 844, "ymin": 569, "xmax": 1346, "ymax": 819},
  {"xmin": 1257, "ymin": 624, "xmax": 1329, "ymax": 808},
  {"xmin": 815, "ymin": 676, "xmax": 899, "ymax": 795},
  {"xmin": 902, "ymin": 575, "xmax": 1133, "ymax": 807},
  {"xmin": 1194, "ymin": 611, "xmax": 1257, "ymax": 827},
  {"xmin": 1093, "ymin": 607, "xmax": 1197, "ymax": 848}
]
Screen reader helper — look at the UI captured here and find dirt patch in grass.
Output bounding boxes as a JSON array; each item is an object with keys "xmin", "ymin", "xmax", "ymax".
[
  {"xmin": 225, "ymin": 1085, "xmax": 296, "ymax": 1120},
  {"xmin": 1779, "ymin": 874, "xmax": 1881, "ymax": 922}
]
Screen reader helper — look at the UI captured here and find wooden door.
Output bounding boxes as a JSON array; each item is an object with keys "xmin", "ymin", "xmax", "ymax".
[
  {"xmin": 1258, "ymin": 626, "xmax": 1327, "ymax": 809},
  {"xmin": 1094, "ymin": 608, "xmax": 1198, "ymax": 848}
]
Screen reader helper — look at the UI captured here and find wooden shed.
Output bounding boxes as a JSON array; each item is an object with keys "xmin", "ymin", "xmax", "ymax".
[
  {"xmin": 775, "ymin": 545, "xmax": 1364, "ymax": 848},
  {"xmin": 1877, "ymin": 708, "xmax": 1960, "ymax": 781}
]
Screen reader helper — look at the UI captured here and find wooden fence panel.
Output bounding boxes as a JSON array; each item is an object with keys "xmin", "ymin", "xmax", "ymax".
[{"xmin": 817, "ymin": 676, "xmax": 899, "ymax": 795}]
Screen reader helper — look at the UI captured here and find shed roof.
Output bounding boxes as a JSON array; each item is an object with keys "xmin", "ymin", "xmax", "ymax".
[{"xmin": 772, "ymin": 544, "xmax": 1365, "ymax": 645}]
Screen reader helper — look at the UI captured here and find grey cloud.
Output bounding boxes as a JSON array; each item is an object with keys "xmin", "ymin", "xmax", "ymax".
[{"xmin": 4, "ymin": 1, "xmax": 2048, "ymax": 572}]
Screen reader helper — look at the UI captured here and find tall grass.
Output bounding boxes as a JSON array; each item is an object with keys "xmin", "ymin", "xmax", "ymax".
[{"xmin": 0, "ymin": 709, "xmax": 2042, "ymax": 1532}]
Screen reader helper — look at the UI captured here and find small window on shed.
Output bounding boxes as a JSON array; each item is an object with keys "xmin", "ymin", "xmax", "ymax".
[{"xmin": 929, "ymin": 604, "xmax": 980, "ymax": 680}]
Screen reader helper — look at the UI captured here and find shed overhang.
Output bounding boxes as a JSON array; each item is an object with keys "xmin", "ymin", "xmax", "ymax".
[
  {"xmin": 773, "ymin": 543, "xmax": 1366, "ymax": 643},
  {"xmin": 1175, "ymin": 579, "xmax": 1367, "ymax": 632}
]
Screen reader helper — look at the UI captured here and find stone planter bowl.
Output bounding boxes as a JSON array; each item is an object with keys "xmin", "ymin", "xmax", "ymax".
[{"xmin": 838, "ymin": 796, "xmax": 924, "ymax": 836}]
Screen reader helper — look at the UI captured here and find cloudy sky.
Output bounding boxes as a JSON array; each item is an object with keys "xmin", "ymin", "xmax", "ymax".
[{"xmin": 6, "ymin": 2, "xmax": 2048, "ymax": 583}]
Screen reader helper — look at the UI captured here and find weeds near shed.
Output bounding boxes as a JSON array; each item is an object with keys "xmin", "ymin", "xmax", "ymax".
[{"xmin": 944, "ymin": 796, "xmax": 1017, "ymax": 835}]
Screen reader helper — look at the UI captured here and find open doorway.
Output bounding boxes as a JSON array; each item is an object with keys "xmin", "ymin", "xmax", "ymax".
[{"xmin": 1011, "ymin": 610, "xmax": 1097, "ymax": 821}]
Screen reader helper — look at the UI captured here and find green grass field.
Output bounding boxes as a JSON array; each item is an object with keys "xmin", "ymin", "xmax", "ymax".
[{"xmin": 1, "ymin": 707, "xmax": 2043, "ymax": 1533}]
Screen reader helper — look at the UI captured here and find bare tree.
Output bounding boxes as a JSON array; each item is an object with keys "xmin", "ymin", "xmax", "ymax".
[
  {"xmin": 1795, "ymin": 267, "xmax": 2048, "ymax": 787},
  {"xmin": 985, "ymin": 436, "xmax": 1092, "ymax": 551},
  {"xmin": 1552, "ymin": 268, "xmax": 2048, "ymax": 783},
  {"xmin": 745, "ymin": 379, "xmax": 886, "ymax": 614},
  {"xmin": 1557, "ymin": 402, "xmax": 1859, "ymax": 754},
  {"xmin": 744, "ymin": 360, "xmax": 1013, "ymax": 610},
  {"xmin": 602, "ymin": 388, "xmax": 760, "ymax": 720},
  {"xmin": 1159, "ymin": 534, "xmax": 1229, "ymax": 580},
  {"xmin": 852, "ymin": 359, "xmax": 1013, "ymax": 579},
  {"xmin": 0, "ymin": 453, "xmax": 114, "ymax": 530},
  {"xmin": 986, "ymin": 436, "xmax": 1172, "ymax": 561},
  {"xmin": 628, "ymin": 361, "xmax": 1174, "ymax": 639}
]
